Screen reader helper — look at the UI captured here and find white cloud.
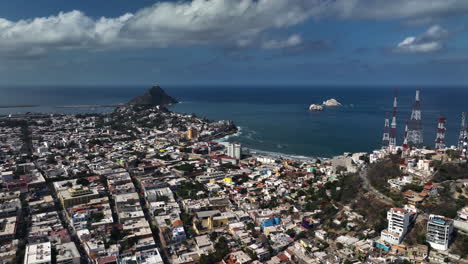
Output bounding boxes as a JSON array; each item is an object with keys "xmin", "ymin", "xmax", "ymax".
[
  {"xmin": 329, "ymin": 0, "xmax": 468, "ymax": 20},
  {"xmin": 0, "ymin": 0, "xmax": 315, "ymax": 56},
  {"xmin": 262, "ymin": 34, "xmax": 303, "ymax": 50},
  {"xmin": 393, "ymin": 25, "xmax": 449, "ymax": 53},
  {"xmin": 0, "ymin": 0, "xmax": 467, "ymax": 57}
]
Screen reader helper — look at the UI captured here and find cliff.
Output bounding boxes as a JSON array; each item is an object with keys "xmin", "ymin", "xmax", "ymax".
[{"xmin": 128, "ymin": 86, "xmax": 178, "ymax": 106}]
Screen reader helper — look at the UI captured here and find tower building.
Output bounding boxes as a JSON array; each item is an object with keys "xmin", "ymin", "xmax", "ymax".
[
  {"xmin": 427, "ymin": 214, "xmax": 453, "ymax": 251},
  {"xmin": 187, "ymin": 127, "xmax": 198, "ymax": 140},
  {"xmin": 227, "ymin": 143, "xmax": 242, "ymax": 160},
  {"xmin": 381, "ymin": 207, "xmax": 413, "ymax": 245}
]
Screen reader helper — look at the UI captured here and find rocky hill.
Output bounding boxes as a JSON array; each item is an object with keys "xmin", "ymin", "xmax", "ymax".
[{"xmin": 128, "ymin": 86, "xmax": 178, "ymax": 106}]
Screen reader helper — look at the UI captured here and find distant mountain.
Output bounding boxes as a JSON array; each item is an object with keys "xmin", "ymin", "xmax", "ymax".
[{"xmin": 128, "ymin": 86, "xmax": 178, "ymax": 106}]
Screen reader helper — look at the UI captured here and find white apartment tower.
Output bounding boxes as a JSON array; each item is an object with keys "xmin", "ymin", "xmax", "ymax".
[
  {"xmin": 227, "ymin": 143, "xmax": 242, "ymax": 160},
  {"xmin": 381, "ymin": 207, "xmax": 412, "ymax": 245},
  {"xmin": 426, "ymin": 214, "xmax": 453, "ymax": 251}
]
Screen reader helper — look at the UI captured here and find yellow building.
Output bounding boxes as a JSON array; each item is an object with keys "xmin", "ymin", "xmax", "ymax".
[
  {"xmin": 193, "ymin": 210, "xmax": 228, "ymax": 234},
  {"xmin": 187, "ymin": 127, "xmax": 198, "ymax": 140},
  {"xmin": 223, "ymin": 177, "xmax": 232, "ymax": 183},
  {"xmin": 58, "ymin": 185, "xmax": 99, "ymax": 208}
]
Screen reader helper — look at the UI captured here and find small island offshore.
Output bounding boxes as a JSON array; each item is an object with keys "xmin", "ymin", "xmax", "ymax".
[
  {"xmin": 0, "ymin": 86, "xmax": 467, "ymax": 264},
  {"xmin": 309, "ymin": 98, "xmax": 342, "ymax": 111}
]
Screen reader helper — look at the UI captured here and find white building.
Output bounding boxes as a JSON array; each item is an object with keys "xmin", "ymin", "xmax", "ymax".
[
  {"xmin": 56, "ymin": 242, "xmax": 80, "ymax": 264},
  {"xmin": 454, "ymin": 206, "xmax": 468, "ymax": 232},
  {"xmin": 227, "ymin": 143, "xmax": 242, "ymax": 160},
  {"xmin": 388, "ymin": 175, "xmax": 413, "ymax": 190},
  {"xmin": 427, "ymin": 214, "xmax": 453, "ymax": 251},
  {"xmin": 24, "ymin": 242, "xmax": 52, "ymax": 264},
  {"xmin": 381, "ymin": 208, "xmax": 412, "ymax": 245}
]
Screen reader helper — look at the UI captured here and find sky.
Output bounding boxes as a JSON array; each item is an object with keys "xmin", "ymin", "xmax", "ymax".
[{"xmin": 1, "ymin": 0, "xmax": 468, "ymax": 86}]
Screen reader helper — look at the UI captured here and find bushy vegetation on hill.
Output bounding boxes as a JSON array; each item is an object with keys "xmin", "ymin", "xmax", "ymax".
[
  {"xmin": 417, "ymin": 182, "xmax": 467, "ymax": 218},
  {"xmin": 433, "ymin": 162, "xmax": 468, "ymax": 182},
  {"xmin": 451, "ymin": 233, "xmax": 468, "ymax": 258},
  {"xmin": 352, "ymin": 193, "xmax": 390, "ymax": 232},
  {"xmin": 367, "ymin": 155, "xmax": 402, "ymax": 192}
]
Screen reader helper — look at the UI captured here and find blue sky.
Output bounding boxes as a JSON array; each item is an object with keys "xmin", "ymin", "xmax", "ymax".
[{"xmin": 1, "ymin": 0, "xmax": 468, "ymax": 86}]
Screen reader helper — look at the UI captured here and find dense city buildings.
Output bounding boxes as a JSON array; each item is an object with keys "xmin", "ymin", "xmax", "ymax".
[{"xmin": 0, "ymin": 101, "xmax": 467, "ymax": 264}]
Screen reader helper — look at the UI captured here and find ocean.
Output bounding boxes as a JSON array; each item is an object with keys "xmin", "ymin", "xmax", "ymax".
[{"xmin": 1, "ymin": 85, "xmax": 467, "ymax": 158}]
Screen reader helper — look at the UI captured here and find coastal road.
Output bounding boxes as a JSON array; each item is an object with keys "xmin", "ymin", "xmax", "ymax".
[{"xmin": 358, "ymin": 166, "xmax": 394, "ymax": 205}]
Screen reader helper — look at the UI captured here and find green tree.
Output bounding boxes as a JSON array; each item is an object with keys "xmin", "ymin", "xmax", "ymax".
[
  {"xmin": 286, "ymin": 229, "xmax": 296, "ymax": 238},
  {"xmin": 76, "ymin": 178, "xmax": 90, "ymax": 186}
]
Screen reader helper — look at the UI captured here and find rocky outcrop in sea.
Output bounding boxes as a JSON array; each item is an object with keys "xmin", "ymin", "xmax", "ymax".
[
  {"xmin": 322, "ymin": 98, "xmax": 342, "ymax": 107},
  {"xmin": 309, "ymin": 104, "xmax": 324, "ymax": 111},
  {"xmin": 128, "ymin": 85, "xmax": 178, "ymax": 106},
  {"xmin": 309, "ymin": 98, "xmax": 342, "ymax": 111}
]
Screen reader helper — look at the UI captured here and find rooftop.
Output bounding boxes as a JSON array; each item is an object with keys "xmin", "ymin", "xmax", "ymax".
[{"xmin": 24, "ymin": 242, "xmax": 52, "ymax": 264}]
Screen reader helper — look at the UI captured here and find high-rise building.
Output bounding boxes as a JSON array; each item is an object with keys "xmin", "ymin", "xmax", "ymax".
[
  {"xmin": 227, "ymin": 143, "xmax": 242, "ymax": 160},
  {"xmin": 381, "ymin": 207, "xmax": 412, "ymax": 245},
  {"xmin": 187, "ymin": 127, "xmax": 198, "ymax": 140},
  {"xmin": 426, "ymin": 214, "xmax": 453, "ymax": 251}
]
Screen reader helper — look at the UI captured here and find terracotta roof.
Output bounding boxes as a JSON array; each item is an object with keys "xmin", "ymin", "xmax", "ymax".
[
  {"xmin": 172, "ymin": 219, "xmax": 183, "ymax": 227},
  {"xmin": 424, "ymin": 184, "xmax": 434, "ymax": 190},
  {"xmin": 97, "ymin": 256, "xmax": 117, "ymax": 264},
  {"xmin": 277, "ymin": 253, "xmax": 290, "ymax": 261},
  {"xmin": 392, "ymin": 208, "xmax": 406, "ymax": 213},
  {"xmin": 419, "ymin": 190, "xmax": 429, "ymax": 197}
]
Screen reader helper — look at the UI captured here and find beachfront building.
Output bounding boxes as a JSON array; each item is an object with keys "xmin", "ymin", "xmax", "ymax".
[
  {"xmin": 381, "ymin": 208, "xmax": 412, "ymax": 245},
  {"xmin": 426, "ymin": 214, "xmax": 454, "ymax": 251},
  {"xmin": 227, "ymin": 143, "xmax": 242, "ymax": 160}
]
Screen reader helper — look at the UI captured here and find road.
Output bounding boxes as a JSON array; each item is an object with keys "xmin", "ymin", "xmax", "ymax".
[
  {"xmin": 41, "ymin": 171, "xmax": 91, "ymax": 264},
  {"xmin": 358, "ymin": 166, "xmax": 394, "ymax": 205},
  {"xmin": 129, "ymin": 171, "xmax": 170, "ymax": 264}
]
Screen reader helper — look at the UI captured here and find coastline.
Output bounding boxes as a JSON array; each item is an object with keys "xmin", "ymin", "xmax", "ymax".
[
  {"xmin": 1, "ymin": 103, "xmax": 334, "ymax": 161},
  {"xmin": 0, "ymin": 104, "xmax": 40, "ymax": 108},
  {"xmin": 213, "ymin": 126, "xmax": 325, "ymax": 161},
  {"xmin": 245, "ymin": 147, "xmax": 322, "ymax": 162}
]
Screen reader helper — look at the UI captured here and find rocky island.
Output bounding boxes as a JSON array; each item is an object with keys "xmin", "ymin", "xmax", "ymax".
[
  {"xmin": 309, "ymin": 98, "xmax": 342, "ymax": 111},
  {"xmin": 309, "ymin": 104, "xmax": 324, "ymax": 111},
  {"xmin": 322, "ymin": 98, "xmax": 342, "ymax": 107},
  {"xmin": 128, "ymin": 85, "xmax": 178, "ymax": 106}
]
